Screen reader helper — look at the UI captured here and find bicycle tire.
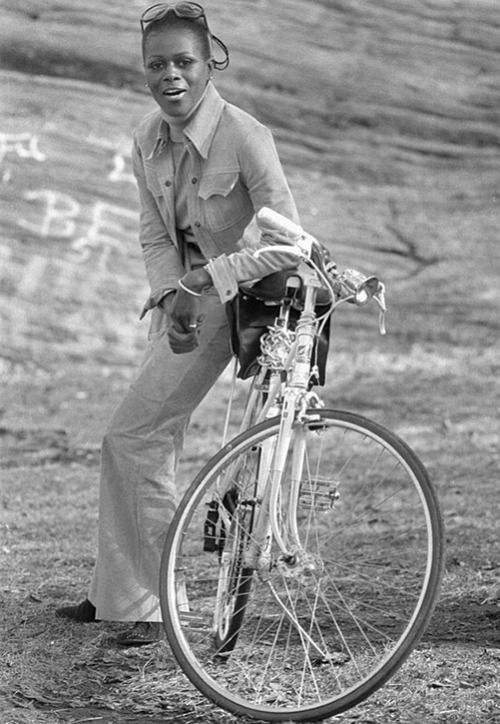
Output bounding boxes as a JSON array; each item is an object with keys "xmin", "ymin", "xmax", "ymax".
[{"xmin": 160, "ymin": 409, "xmax": 444, "ymax": 722}]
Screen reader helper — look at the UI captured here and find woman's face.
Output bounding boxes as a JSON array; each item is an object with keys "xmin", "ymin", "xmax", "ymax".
[{"xmin": 144, "ymin": 26, "xmax": 212, "ymax": 117}]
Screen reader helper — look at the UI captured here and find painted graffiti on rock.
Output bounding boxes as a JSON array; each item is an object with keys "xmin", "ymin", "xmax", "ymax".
[{"xmin": 0, "ymin": 129, "xmax": 149, "ymax": 362}]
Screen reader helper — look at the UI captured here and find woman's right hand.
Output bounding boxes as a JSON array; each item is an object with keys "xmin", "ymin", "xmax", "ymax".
[{"xmin": 160, "ymin": 291, "xmax": 204, "ymax": 354}]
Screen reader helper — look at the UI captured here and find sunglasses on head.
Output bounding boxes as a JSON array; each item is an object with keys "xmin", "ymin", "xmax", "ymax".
[{"xmin": 140, "ymin": 2, "xmax": 229, "ymax": 70}]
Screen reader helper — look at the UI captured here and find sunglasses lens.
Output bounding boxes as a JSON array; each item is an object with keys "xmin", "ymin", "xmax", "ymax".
[
  {"xmin": 141, "ymin": 4, "xmax": 166, "ymax": 23},
  {"xmin": 142, "ymin": 2, "xmax": 205, "ymax": 26},
  {"xmin": 175, "ymin": 2, "xmax": 203, "ymax": 18}
]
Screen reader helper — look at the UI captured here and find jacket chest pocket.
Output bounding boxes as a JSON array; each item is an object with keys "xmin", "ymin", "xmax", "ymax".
[{"xmin": 199, "ymin": 171, "xmax": 251, "ymax": 232}]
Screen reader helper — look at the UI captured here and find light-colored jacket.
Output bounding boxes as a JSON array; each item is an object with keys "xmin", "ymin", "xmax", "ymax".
[{"xmin": 132, "ymin": 82, "xmax": 299, "ymax": 320}]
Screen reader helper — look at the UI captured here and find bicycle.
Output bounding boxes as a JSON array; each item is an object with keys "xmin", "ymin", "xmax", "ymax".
[{"xmin": 159, "ymin": 208, "xmax": 444, "ymax": 722}]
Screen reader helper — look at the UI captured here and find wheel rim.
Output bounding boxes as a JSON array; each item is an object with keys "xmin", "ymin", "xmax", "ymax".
[{"xmin": 161, "ymin": 411, "xmax": 443, "ymax": 721}]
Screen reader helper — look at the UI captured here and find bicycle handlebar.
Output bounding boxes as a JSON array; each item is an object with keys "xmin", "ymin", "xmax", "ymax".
[
  {"xmin": 256, "ymin": 207, "xmax": 316, "ymax": 256},
  {"xmin": 255, "ymin": 207, "xmax": 387, "ymax": 334}
]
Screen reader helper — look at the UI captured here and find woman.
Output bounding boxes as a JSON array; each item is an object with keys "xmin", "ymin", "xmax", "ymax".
[{"xmin": 57, "ymin": 2, "xmax": 300, "ymax": 646}]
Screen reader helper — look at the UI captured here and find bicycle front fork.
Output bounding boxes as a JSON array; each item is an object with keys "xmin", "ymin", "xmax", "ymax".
[{"xmin": 243, "ymin": 391, "xmax": 314, "ymax": 577}]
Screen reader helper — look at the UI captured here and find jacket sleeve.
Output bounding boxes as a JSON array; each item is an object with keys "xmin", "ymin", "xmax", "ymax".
[
  {"xmin": 205, "ymin": 125, "xmax": 301, "ymax": 302},
  {"xmin": 132, "ymin": 139, "xmax": 185, "ymax": 316}
]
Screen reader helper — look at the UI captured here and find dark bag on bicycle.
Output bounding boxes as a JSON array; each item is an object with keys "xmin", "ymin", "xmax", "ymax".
[{"xmin": 227, "ymin": 270, "xmax": 331, "ymax": 384}]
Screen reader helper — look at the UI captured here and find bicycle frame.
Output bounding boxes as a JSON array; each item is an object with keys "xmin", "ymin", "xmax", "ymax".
[
  {"xmin": 220, "ymin": 211, "xmax": 387, "ymax": 576},
  {"xmin": 211, "ymin": 207, "xmax": 388, "ymax": 590},
  {"xmin": 161, "ymin": 208, "xmax": 444, "ymax": 723}
]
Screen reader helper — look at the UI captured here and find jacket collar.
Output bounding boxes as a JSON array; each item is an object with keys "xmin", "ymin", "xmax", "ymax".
[{"xmin": 147, "ymin": 82, "xmax": 224, "ymax": 160}]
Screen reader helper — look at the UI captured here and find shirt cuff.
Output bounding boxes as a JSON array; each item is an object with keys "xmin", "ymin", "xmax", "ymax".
[{"xmin": 204, "ymin": 256, "xmax": 239, "ymax": 303}]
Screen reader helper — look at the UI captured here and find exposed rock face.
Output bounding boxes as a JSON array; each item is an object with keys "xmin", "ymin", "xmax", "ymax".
[{"xmin": 0, "ymin": 0, "xmax": 499, "ymax": 364}]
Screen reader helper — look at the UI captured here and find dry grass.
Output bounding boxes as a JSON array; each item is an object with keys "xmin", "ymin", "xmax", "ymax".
[{"xmin": 2, "ymin": 338, "xmax": 500, "ymax": 724}]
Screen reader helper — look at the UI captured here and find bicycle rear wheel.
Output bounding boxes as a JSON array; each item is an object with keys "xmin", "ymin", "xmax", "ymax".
[
  {"xmin": 160, "ymin": 409, "xmax": 444, "ymax": 722},
  {"xmin": 212, "ymin": 487, "xmax": 255, "ymax": 656}
]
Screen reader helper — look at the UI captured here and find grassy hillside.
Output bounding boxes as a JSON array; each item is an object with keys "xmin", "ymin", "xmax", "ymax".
[{"xmin": 2, "ymin": 0, "xmax": 500, "ymax": 144}]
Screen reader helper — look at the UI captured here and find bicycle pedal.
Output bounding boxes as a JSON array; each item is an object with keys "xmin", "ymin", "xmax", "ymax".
[
  {"xmin": 300, "ymin": 477, "xmax": 340, "ymax": 510},
  {"xmin": 179, "ymin": 611, "xmax": 210, "ymax": 629}
]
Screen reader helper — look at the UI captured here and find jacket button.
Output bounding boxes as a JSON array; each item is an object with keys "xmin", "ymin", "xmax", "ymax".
[
  {"xmin": 191, "ymin": 177, "xmax": 198, "ymax": 184},
  {"xmin": 165, "ymin": 180, "xmax": 172, "ymax": 187},
  {"xmin": 194, "ymin": 221, "xmax": 201, "ymax": 228}
]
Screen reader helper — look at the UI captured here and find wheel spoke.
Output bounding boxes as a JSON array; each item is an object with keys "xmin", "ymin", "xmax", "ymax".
[{"xmin": 160, "ymin": 411, "xmax": 443, "ymax": 722}]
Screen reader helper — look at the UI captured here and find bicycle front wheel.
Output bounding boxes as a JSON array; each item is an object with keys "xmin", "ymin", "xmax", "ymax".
[{"xmin": 160, "ymin": 409, "xmax": 444, "ymax": 722}]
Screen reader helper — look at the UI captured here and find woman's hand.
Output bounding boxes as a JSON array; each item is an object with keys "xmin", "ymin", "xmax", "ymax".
[
  {"xmin": 160, "ymin": 291, "xmax": 201, "ymax": 354},
  {"xmin": 160, "ymin": 269, "xmax": 212, "ymax": 354},
  {"xmin": 167, "ymin": 324, "xmax": 200, "ymax": 354},
  {"xmin": 168, "ymin": 290, "xmax": 204, "ymax": 353}
]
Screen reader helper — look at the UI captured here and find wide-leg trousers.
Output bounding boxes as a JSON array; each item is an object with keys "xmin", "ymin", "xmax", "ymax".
[{"xmin": 88, "ymin": 293, "xmax": 233, "ymax": 621}]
